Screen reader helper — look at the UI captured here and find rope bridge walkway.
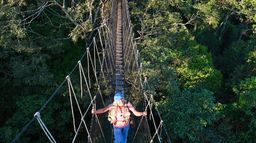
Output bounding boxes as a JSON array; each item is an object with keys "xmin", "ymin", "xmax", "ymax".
[{"xmin": 11, "ymin": 0, "xmax": 171, "ymax": 142}]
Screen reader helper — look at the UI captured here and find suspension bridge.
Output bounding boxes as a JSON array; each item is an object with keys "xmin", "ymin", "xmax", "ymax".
[{"xmin": 11, "ymin": 0, "xmax": 171, "ymax": 142}]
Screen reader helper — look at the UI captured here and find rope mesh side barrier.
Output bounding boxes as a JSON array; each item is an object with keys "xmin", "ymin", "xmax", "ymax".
[
  {"xmin": 71, "ymin": 96, "xmax": 96, "ymax": 143},
  {"xmin": 11, "ymin": 22, "xmax": 108, "ymax": 143}
]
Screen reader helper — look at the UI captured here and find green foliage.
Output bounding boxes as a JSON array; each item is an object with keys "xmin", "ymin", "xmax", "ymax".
[
  {"xmin": 10, "ymin": 54, "xmax": 53, "ymax": 86},
  {"xmin": 0, "ymin": 0, "xmax": 256, "ymax": 143},
  {"xmin": 69, "ymin": 20, "xmax": 93, "ymax": 42},
  {"xmin": 158, "ymin": 89, "xmax": 218, "ymax": 142},
  {"xmin": 176, "ymin": 40, "xmax": 222, "ymax": 91},
  {"xmin": 130, "ymin": 0, "xmax": 255, "ymax": 142},
  {"xmin": 0, "ymin": 0, "xmax": 96, "ymax": 142},
  {"xmin": 233, "ymin": 76, "xmax": 256, "ymax": 109}
]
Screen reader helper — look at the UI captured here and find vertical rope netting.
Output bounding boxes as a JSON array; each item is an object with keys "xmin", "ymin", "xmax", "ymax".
[
  {"xmin": 78, "ymin": 59, "xmax": 96, "ymax": 100},
  {"xmin": 125, "ymin": 33, "xmax": 135, "ymax": 70},
  {"xmin": 123, "ymin": 25, "xmax": 132, "ymax": 56},
  {"xmin": 98, "ymin": 28, "xmax": 110, "ymax": 73},
  {"xmin": 101, "ymin": 49, "xmax": 108, "ymax": 75},
  {"xmin": 78, "ymin": 61, "xmax": 93, "ymax": 101},
  {"xmin": 131, "ymin": 103, "xmax": 150, "ymax": 143},
  {"xmin": 67, "ymin": 75, "xmax": 95, "ymax": 135},
  {"xmin": 66, "ymin": 76, "xmax": 78, "ymax": 133},
  {"xmin": 67, "ymin": 74, "xmax": 109, "ymax": 143},
  {"xmin": 140, "ymin": 65, "xmax": 171, "ymax": 143},
  {"xmin": 87, "ymin": 47, "xmax": 106, "ymax": 106},
  {"xmin": 124, "ymin": 24, "xmax": 132, "ymax": 57},
  {"xmin": 143, "ymin": 92, "xmax": 172, "ymax": 143},
  {"xmin": 71, "ymin": 96, "xmax": 96, "ymax": 143},
  {"xmin": 79, "ymin": 61, "xmax": 84, "ymax": 99},
  {"xmin": 87, "ymin": 48, "xmax": 92, "ymax": 88},
  {"xmin": 34, "ymin": 112, "xmax": 57, "ymax": 143},
  {"xmin": 124, "ymin": 28, "xmax": 133, "ymax": 70},
  {"xmin": 101, "ymin": 26, "xmax": 112, "ymax": 73},
  {"xmin": 132, "ymin": 45, "xmax": 139, "ymax": 71},
  {"xmin": 93, "ymin": 37, "xmax": 106, "ymax": 80},
  {"xmin": 143, "ymin": 93, "xmax": 153, "ymax": 120},
  {"xmin": 130, "ymin": 50, "xmax": 140, "ymax": 88},
  {"xmin": 155, "ymin": 103, "xmax": 172, "ymax": 143},
  {"xmin": 150, "ymin": 120, "xmax": 163, "ymax": 143},
  {"xmin": 125, "ymin": 27, "xmax": 134, "ymax": 66},
  {"xmin": 98, "ymin": 27, "xmax": 110, "ymax": 73},
  {"xmin": 148, "ymin": 95, "xmax": 160, "ymax": 139},
  {"xmin": 142, "ymin": 75, "xmax": 172, "ymax": 143},
  {"xmin": 123, "ymin": 26, "xmax": 132, "ymax": 70},
  {"xmin": 126, "ymin": 34, "xmax": 137, "ymax": 69},
  {"xmin": 107, "ymin": 24, "xmax": 115, "ymax": 67},
  {"xmin": 93, "ymin": 38, "xmax": 97, "ymax": 75},
  {"xmin": 105, "ymin": 25, "xmax": 115, "ymax": 72},
  {"xmin": 92, "ymin": 103, "xmax": 107, "ymax": 143}
]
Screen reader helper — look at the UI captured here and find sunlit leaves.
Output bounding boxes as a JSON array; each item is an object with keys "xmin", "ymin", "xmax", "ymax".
[
  {"xmin": 6, "ymin": 0, "xmax": 27, "ymax": 6},
  {"xmin": 176, "ymin": 42, "xmax": 222, "ymax": 91},
  {"xmin": 67, "ymin": 3, "xmax": 90, "ymax": 22},
  {"xmin": 69, "ymin": 20, "xmax": 92, "ymax": 42},
  {"xmin": 233, "ymin": 76, "xmax": 256, "ymax": 109},
  {"xmin": 194, "ymin": 0, "xmax": 220, "ymax": 28}
]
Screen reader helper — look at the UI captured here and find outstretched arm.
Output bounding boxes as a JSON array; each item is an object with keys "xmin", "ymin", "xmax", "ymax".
[
  {"xmin": 127, "ymin": 102, "xmax": 147, "ymax": 117},
  {"xmin": 92, "ymin": 104, "xmax": 112, "ymax": 114}
]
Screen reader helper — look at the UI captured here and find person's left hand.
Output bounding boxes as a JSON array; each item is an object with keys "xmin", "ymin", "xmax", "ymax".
[{"xmin": 142, "ymin": 111, "xmax": 147, "ymax": 116}]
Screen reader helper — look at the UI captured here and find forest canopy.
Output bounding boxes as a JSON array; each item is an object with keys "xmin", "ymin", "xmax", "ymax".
[{"xmin": 0, "ymin": 0, "xmax": 256, "ymax": 143}]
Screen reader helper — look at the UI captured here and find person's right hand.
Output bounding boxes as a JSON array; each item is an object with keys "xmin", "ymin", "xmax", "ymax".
[
  {"xmin": 91, "ymin": 108, "xmax": 96, "ymax": 114},
  {"xmin": 142, "ymin": 111, "xmax": 147, "ymax": 116}
]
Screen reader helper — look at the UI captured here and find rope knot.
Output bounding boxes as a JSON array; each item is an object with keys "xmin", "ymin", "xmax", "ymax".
[
  {"xmin": 34, "ymin": 112, "xmax": 40, "ymax": 118},
  {"xmin": 66, "ymin": 75, "xmax": 70, "ymax": 80}
]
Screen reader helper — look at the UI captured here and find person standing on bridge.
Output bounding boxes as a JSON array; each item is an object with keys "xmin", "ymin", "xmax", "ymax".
[{"xmin": 91, "ymin": 92, "xmax": 147, "ymax": 143}]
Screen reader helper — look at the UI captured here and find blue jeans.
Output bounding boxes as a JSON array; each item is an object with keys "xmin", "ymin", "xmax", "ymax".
[{"xmin": 113, "ymin": 124, "xmax": 130, "ymax": 143}]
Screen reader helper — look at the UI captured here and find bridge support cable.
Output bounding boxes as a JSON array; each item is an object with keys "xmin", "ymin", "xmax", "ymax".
[
  {"xmin": 34, "ymin": 112, "xmax": 57, "ymax": 143},
  {"xmin": 11, "ymin": 118, "xmax": 36, "ymax": 143}
]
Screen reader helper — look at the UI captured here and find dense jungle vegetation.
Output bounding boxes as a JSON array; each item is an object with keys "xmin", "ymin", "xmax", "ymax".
[{"xmin": 0, "ymin": 0, "xmax": 256, "ymax": 142}]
